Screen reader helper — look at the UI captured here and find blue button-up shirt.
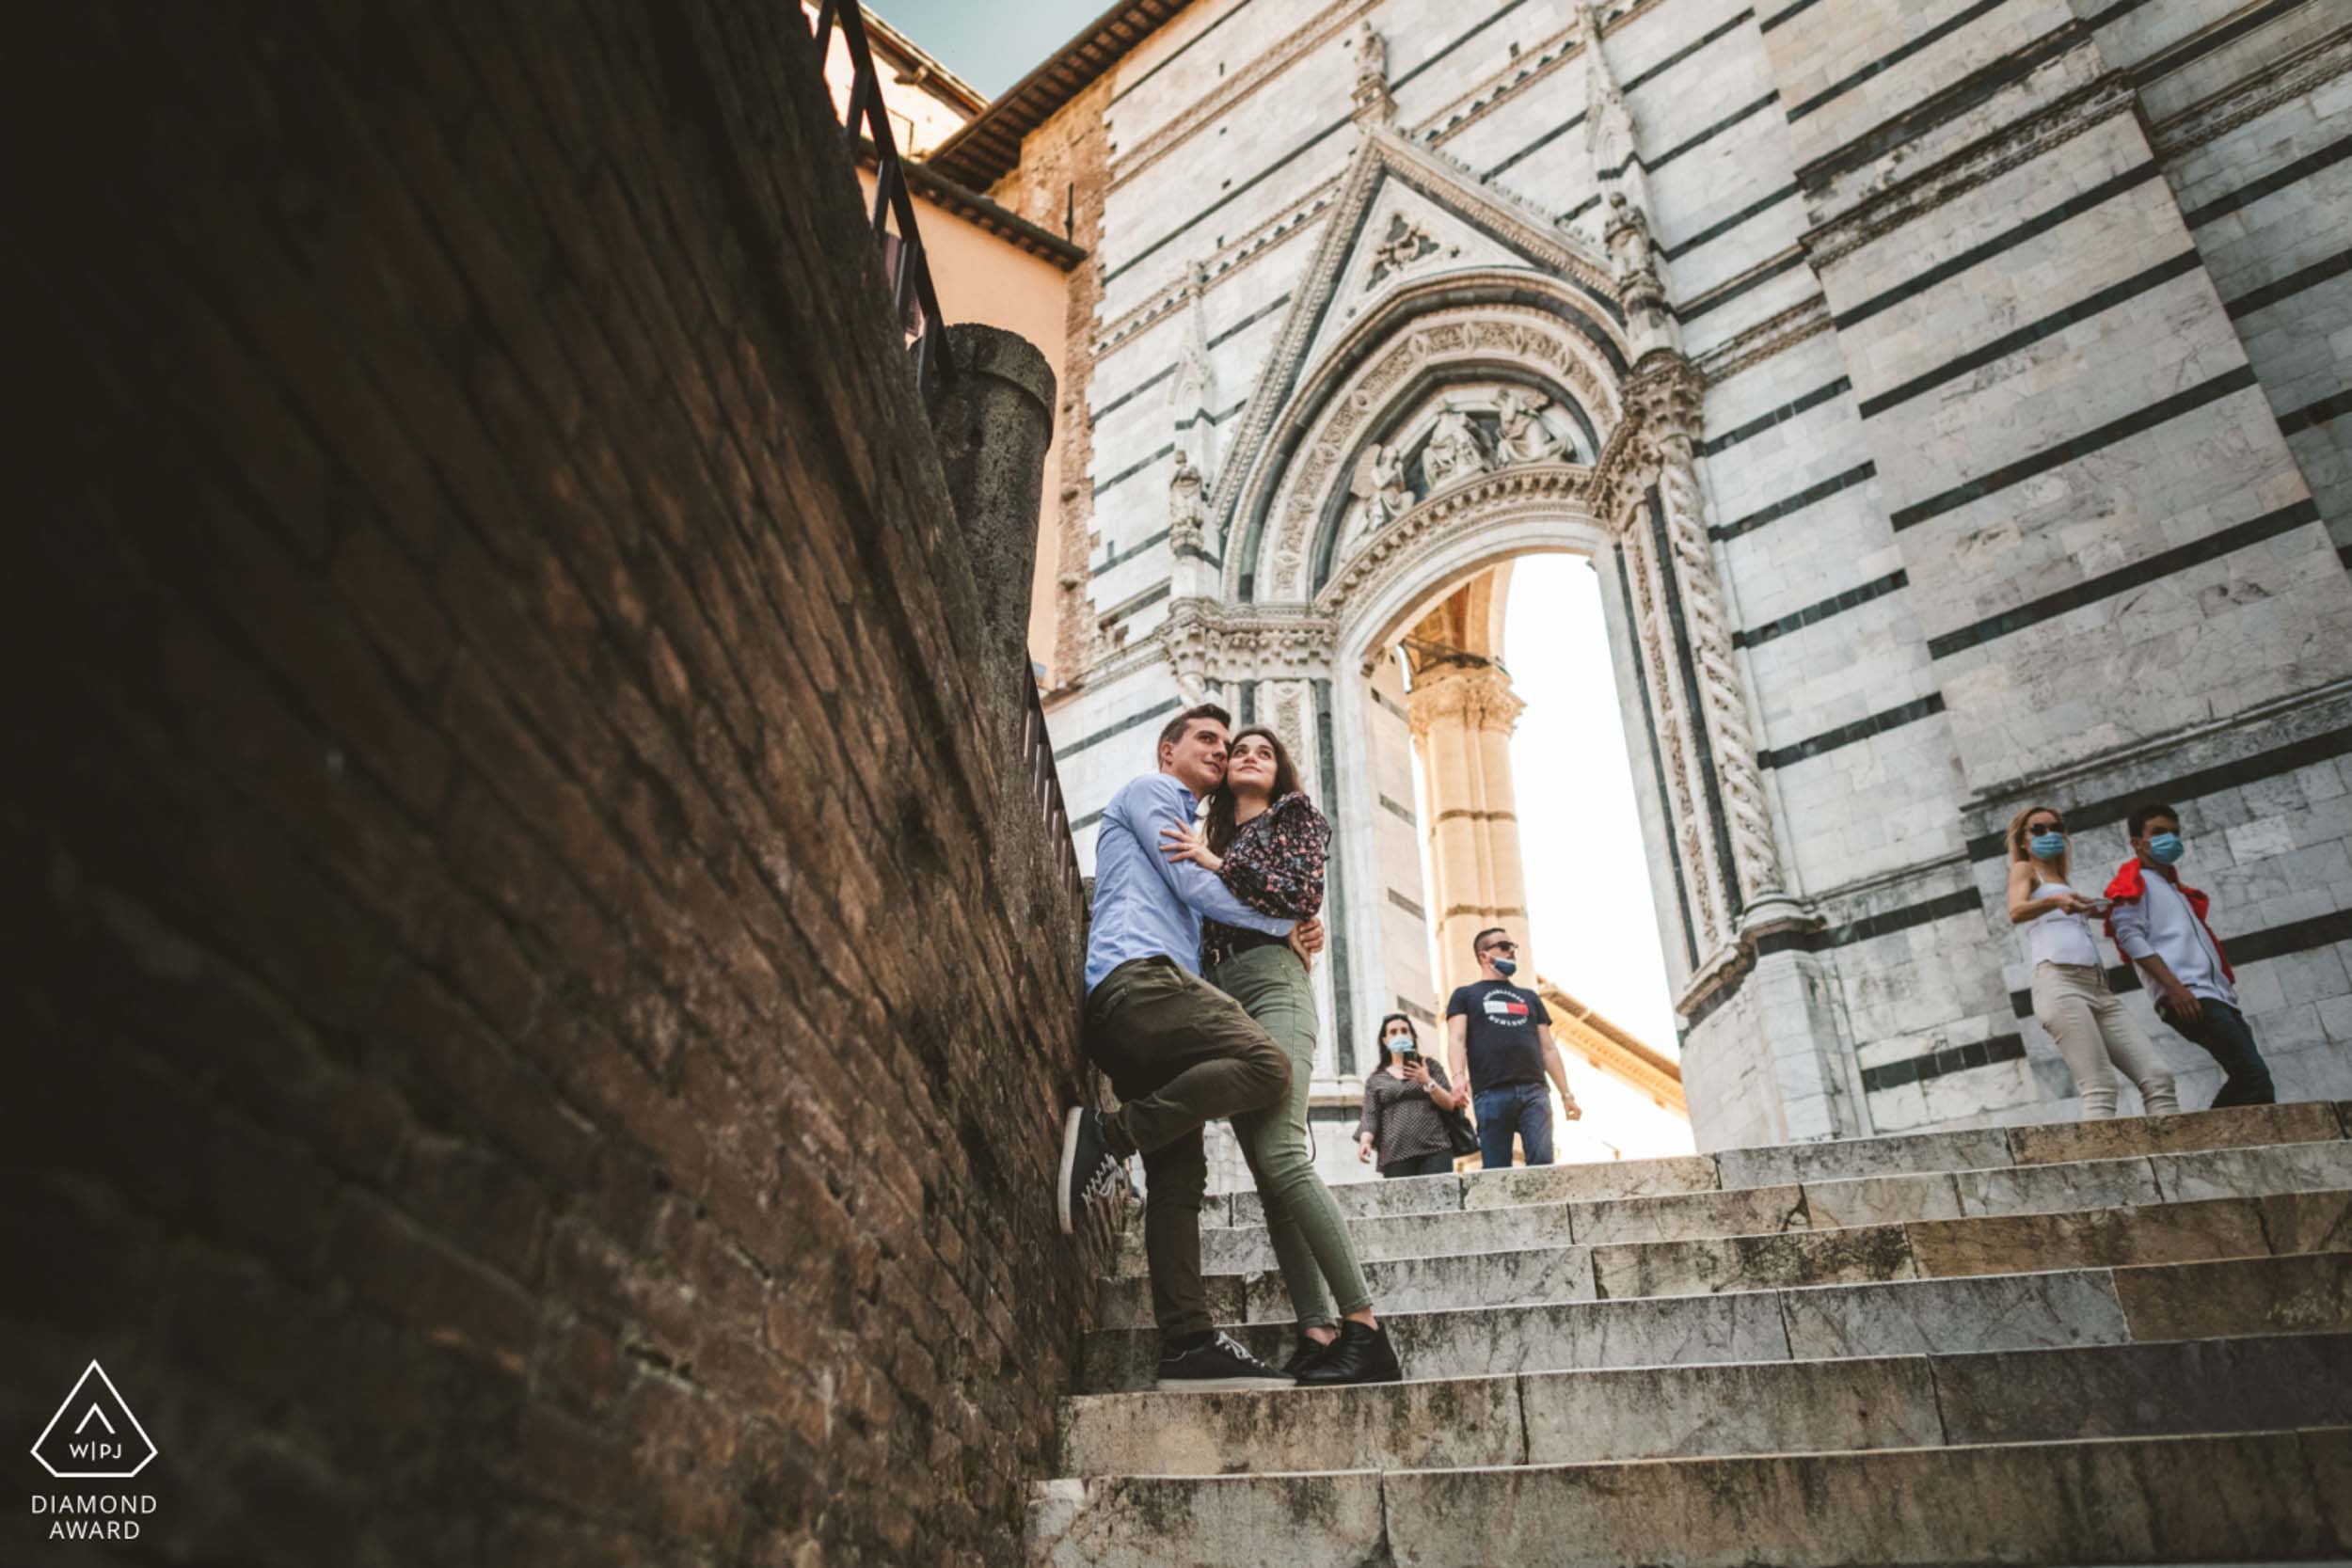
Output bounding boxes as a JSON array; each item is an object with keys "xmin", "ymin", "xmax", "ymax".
[{"xmin": 1083, "ymin": 773, "xmax": 1295, "ymax": 995}]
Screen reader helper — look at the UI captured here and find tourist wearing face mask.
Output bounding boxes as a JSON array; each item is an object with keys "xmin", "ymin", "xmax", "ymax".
[
  {"xmin": 2106, "ymin": 802, "xmax": 2276, "ymax": 1107},
  {"xmin": 1446, "ymin": 927, "xmax": 1581, "ymax": 1169},
  {"xmin": 2006, "ymin": 804, "xmax": 2177, "ymax": 1120},
  {"xmin": 1355, "ymin": 1014, "xmax": 1469, "ymax": 1179}
]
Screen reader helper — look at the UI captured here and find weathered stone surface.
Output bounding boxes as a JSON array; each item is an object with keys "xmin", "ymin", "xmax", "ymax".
[
  {"xmin": 1590, "ymin": 1225, "xmax": 1915, "ymax": 1300},
  {"xmin": 1229, "ymin": 1168, "xmax": 1462, "ymax": 1226},
  {"xmin": 1115, "ymin": 1203, "xmax": 1576, "ymax": 1278},
  {"xmin": 1057, "ymin": 1375, "xmax": 1524, "ymax": 1477},
  {"xmin": 1567, "ymin": 1182, "xmax": 1808, "ymax": 1245},
  {"xmin": 1953, "ymin": 1156, "xmax": 2163, "ymax": 1217},
  {"xmin": 1905, "ymin": 1196, "xmax": 2267, "ymax": 1276},
  {"xmin": 1028, "ymin": 1471, "xmax": 1386, "ymax": 1568},
  {"xmin": 2007, "ymin": 1101, "xmax": 2349, "ymax": 1165},
  {"xmin": 1519, "ymin": 1356, "xmax": 1941, "ymax": 1464},
  {"xmin": 1715, "ymin": 1127, "xmax": 2011, "ymax": 1189},
  {"xmin": 1379, "ymin": 1431, "xmax": 2352, "ymax": 1567},
  {"xmin": 1460, "ymin": 1153, "xmax": 1722, "ymax": 1210},
  {"xmin": 1243, "ymin": 1245, "xmax": 1594, "ymax": 1323},
  {"xmin": 1799, "ymin": 1171, "xmax": 1964, "ymax": 1229},
  {"xmin": 1382, "ymin": 1292, "xmax": 1793, "ymax": 1382},
  {"xmin": 2149, "ymin": 1138, "xmax": 2352, "ymax": 1203},
  {"xmin": 2111, "ymin": 1251, "xmax": 2352, "ymax": 1340},
  {"xmin": 1091, "ymin": 1274, "xmax": 1248, "ymax": 1331},
  {"xmin": 2262, "ymin": 1188, "xmax": 2352, "ymax": 1255},
  {"xmin": 1780, "ymin": 1270, "xmax": 2130, "ymax": 1359},
  {"xmin": 1077, "ymin": 1291, "xmax": 1791, "ymax": 1392},
  {"xmin": 1932, "ymin": 1333, "xmax": 2352, "ymax": 1444}
]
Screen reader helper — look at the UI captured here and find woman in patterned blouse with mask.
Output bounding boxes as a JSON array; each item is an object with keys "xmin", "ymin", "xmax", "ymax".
[
  {"xmin": 1159, "ymin": 725, "xmax": 1400, "ymax": 1387},
  {"xmin": 1356, "ymin": 1013, "xmax": 1466, "ymax": 1178}
]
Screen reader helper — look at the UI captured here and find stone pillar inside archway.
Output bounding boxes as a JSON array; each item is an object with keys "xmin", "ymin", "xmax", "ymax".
[{"xmin": 1402, "ymin": 578, "xmax": 1534, "ymax": 1000}]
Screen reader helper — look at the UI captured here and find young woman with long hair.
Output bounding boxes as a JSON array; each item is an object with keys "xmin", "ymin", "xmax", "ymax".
[
  {"xmin": 1356, "ymin": 1012, "xmax": 1467, "ymax": 1178},
  {"xmin": 1158, "ymin": 724, "xmax": 1400, "ymax": 1386},
  {"xmin": 2005, "ymin": 802, "xmax": 2177, "ymax": 1120}
]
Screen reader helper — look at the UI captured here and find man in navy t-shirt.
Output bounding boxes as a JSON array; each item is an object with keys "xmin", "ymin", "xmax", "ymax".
[{"xmin": 1445, "ymin": 926, "xmax": 1582, "ymax": 1169}]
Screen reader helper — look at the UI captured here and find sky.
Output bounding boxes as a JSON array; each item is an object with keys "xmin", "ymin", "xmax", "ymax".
[
  {"xmin": 1502, "ymin": 556, "xmax": 1680, "ymax": 1060},
  {"xmin": 869, "ymin": 0, "xmax": 1111, "ymax": 96}
]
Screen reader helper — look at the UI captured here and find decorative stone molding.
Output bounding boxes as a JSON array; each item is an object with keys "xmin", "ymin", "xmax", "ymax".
[
  {"xmin": 1695, "ymin": 295, "xmax": 1833, "ymax": 385},
  {"xmin": 1318, "ymin": 461, "xmax": 1597, "ymax": 631},
  {"xmin": 2150, "ymin": 23, "xmax": 2352, "ymax": 159},
  {"xmin": 1159, "ymin": 599, "xmax": 1341, "ymax": 701},
  {"xmin": 1092, "ymin": 181, "xmax": 1343, "ymax": 358},
  {"xmin": 1211, "ymin": 126, "xmax": 1625, "ymax": 533},
  {"xmin": 1246, "ymin": 296, "xmax": 1628, "ymax": 601},
  {"xmin": 1802, "ymin": 71, "xmax": 2137, "ymax": 269},
  {"xmin": 1406, "ymin": 662, "xmax": 1525, "ymax": 739}
]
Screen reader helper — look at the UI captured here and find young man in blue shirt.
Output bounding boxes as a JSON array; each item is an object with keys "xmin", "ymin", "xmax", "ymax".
[{"xmin": 1058, "ymin": 704, "xmax": 1321, "ymax": 1388}]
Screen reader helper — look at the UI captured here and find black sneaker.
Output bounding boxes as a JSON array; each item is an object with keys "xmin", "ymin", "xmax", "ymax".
[
  {"xmin": 1295, "ymin": 1319, "xmax": 1403, "ymax": 1386},
  {"xmin": 1057, "ymin": 1106, "xmax": 1126, "ymax": 1235},
  {"xmin": 1154, "ymin": 1331, "xmax": 1295, "ymax": 1392},
  {"xmin": 1283, "ymin": 1333, "xmax": 1333, "ymax": 1378}
]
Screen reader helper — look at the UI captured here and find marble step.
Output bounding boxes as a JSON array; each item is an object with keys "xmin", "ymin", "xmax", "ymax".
[
  {"xmin": 1074, "ymin": 1250, "xmax": 2352, "ymax": 1392},
  {"xmin": 1090, "ymin": 1187, "xmax": 2352, "ymax": 1327},
  {"xmin": 1057, "ymin": 1330, "xmax": 2352, "ymax": 1477},
  {"xmin": 1217, "ymin": 1101, "xmax": 2350, "ymax": 1227},
  {"xmin": 1115, "ymin": 1135, "xmax": 2352, "ymax": 1277},
  {"xmin": 1027, "ymin": 1427, "xmax": 2352, "ymax": 1568}
]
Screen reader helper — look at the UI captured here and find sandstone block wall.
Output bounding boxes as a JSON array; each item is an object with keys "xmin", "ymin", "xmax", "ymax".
[{"xmin": 2, "ymin": 6, "xmax": 1091, "ymax": 1564}]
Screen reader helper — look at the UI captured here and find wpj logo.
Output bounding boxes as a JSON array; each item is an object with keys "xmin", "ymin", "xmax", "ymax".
[{"xmin": 30, "ymin": 1362, "xmax": 156, "ymax": 1480}]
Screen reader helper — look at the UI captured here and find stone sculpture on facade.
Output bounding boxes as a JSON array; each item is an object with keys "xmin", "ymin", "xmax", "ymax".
[
  {"xmin": 1420, "ymin": 405, "xmax": 1486, "ymax": 489},
  {"xmin": 1350, "ymin": 441, "xmax": 1412, "ymax": 532},
  {"xmin": 1167, "ymin": 448, "xmax": 1208, "ymax": 551},
  {"xmin": 1492, "ymin": 388, "xmax": 1564, "ymax": 465},
  {"xmin": 1350, "ymin": 21, "xmax": 1393, "ymax": 121},
  {"xmin": 1367, "ymin": 214, "xmax": 1438, "ymax": 288}
]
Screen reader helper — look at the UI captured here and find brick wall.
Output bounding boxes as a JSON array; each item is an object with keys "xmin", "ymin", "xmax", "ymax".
[{"xmin": 1, "ymin": 5, "xmax": 1093, "ymax": 1564}]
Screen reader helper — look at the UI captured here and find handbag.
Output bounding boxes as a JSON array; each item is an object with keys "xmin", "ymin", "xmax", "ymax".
[{"xmin": 1440, "ymin": 1095, "xmax": 1480, "ymax": 1158}]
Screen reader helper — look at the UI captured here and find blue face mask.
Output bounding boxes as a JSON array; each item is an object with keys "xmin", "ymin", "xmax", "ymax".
[
  {"xmin": 2028, "ymin": 832, "xmax": 2066, "ymax": 862},
  {"xmin": 1490, "ymin": 956, "xmax": 1518, "ymax": 977},
  {"xmin": 2146, "ymin": 832, "xmax": 2185, "ymax": 866}
]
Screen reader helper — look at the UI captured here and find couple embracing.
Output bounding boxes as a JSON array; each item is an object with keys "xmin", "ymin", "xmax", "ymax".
[{"xmin": 1058, "ymin": 704, "xmax": 1402, "ymax": 1391}]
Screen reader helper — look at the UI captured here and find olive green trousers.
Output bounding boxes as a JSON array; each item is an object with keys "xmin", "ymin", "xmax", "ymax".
[{"xmin": 1209, "ymin": 943, "xmax": 1373, "ymax": 1326}]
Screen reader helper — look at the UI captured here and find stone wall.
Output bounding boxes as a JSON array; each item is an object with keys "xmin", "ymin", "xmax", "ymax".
[
  {"xmin": 1027, "ymin": 0, "xmax": 2352, "ymax": 1148},
  {"xmin": 2, "ymin": 5, "xmax": 1092, "ymax": 1564}
]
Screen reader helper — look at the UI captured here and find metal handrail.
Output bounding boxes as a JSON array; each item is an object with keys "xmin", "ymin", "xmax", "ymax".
[
  {"xmin": 807, "ymin": 0, "xmax": 953, "ymax": 399},
  {"xmin": 807, "ymin": 2, "xmax": 1083, "ymax": 918}
]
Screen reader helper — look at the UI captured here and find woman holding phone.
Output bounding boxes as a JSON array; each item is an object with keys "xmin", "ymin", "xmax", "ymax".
[
  {"xmin": 2006, "ymin": 803, "xmax": 2178, "ymax": 1120},
  {"xmin": 1355, "ymin": 1013, "xmax": 1467, "ymax": 1178}
]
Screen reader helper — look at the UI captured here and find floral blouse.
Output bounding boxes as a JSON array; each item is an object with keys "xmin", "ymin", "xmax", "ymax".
[{"xmin": 1200, "ymin": 791, "xmax": 1330, "ymax": 972}]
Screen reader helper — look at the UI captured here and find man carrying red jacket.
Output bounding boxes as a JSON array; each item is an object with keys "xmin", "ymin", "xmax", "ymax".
[{"xmin": 2103, "ymin": 801, "xmax": 2276, "ymax": 1108}]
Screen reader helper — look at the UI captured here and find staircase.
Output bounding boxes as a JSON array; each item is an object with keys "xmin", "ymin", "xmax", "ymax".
[{"xmin": 1029, "ymin": 1102, "xmax": 2352, "ymax": 1565}]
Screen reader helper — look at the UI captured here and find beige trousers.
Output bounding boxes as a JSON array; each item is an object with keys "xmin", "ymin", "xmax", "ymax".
[{"xmin": 2030, "ymin": 961, "xmax": 2179, "ymax": 1120}]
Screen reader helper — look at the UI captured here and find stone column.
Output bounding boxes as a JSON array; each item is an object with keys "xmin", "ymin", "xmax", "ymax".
[
  {"xmin": 931, "ymin": 323, "xmax": 1061, "ymax": 912},
  {"xmin": 1407, "ymin": 662, "xmax": 1533, "ymax": 998}
]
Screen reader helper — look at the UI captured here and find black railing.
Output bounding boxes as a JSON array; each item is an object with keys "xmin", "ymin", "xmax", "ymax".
[
  {"xmin": 1025, "ymin": 687, "xmax": 1083, "ymax": 912},
  {"xmin": 807, "ymin": 0, "xmax": 952, "ymax": 399},
  {"xmin": 806, "ymin": 1, "xmax": 1083, "ymax": 920}
]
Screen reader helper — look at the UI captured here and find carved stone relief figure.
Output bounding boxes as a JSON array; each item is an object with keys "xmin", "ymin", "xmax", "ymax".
[
  {"xmin": 1492, "ymin": 388, "xmax": 1563, "ymax": 465},
  {"xmin": 1420, "ymin": 406, "xmax": 1486, "ymax": 490},
  {"xmin": 1349, "ymin": 440, "xmax": 1411, "ymax": 535},
  {"xmin": 1168, "ymin": 449, "xmax": 1207, "ymax": 551},
  {"xmin": 1367, "ymin": 214, "xmax": 1438, "ymax": 289}
]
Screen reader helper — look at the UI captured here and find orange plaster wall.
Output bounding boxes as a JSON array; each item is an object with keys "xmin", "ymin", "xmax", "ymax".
[{"xmin": 858, "ymin": 167, "xmax": 1072, "ymax": 676}]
